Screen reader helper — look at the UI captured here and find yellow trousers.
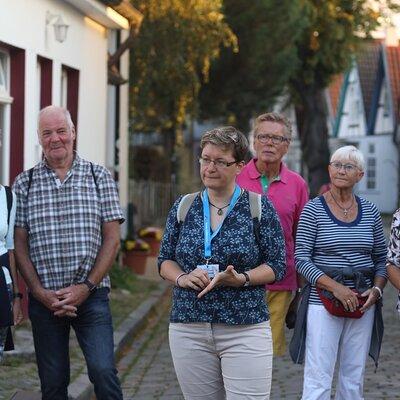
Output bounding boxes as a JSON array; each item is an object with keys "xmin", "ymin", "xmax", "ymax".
[{"xmin": 266, "ymin": 290, "xmax": 292, "ymax": 357}]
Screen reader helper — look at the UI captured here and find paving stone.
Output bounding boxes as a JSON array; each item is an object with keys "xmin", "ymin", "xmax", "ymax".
[{"xmin": 122, "ymin": 271, "xmax": 400, "ymax": 400}]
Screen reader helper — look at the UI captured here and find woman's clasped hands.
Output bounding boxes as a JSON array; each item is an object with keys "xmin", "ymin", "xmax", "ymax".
[
  {"xmin": 178, "ymin": 265, "xmax": 245, "ymax": 299},
  {"xmin": 331, "ymin": 283, "xmax": 380, "ymax": 313}
]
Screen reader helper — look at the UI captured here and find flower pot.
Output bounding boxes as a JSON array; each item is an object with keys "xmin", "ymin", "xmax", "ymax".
[
  {"xmin": 123, "ymin": 250, "xmax": 149, "ymax": 275},
  {"xmin": 144, "ymin": 237, "xmax": 161, "ymax": 257}
]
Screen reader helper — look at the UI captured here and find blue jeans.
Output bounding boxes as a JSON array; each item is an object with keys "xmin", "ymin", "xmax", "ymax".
[{"xmin": 29, "ymin": 288, "xmax": 123, "ymax": 400}]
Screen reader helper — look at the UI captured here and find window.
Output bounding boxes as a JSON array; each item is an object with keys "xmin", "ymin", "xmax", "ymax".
[
  {"xmin": 60, "ymin": 68, "xmax": 68, "ymax": 107},
  {"xmin": 0, "ymin": 51, "xmax": 11, "ymax": 103},
  {"xmin": 347, "ymin": 82, "xmax": 360, "ymax": 129},
  {"xmin": 0, "ymin": 52, "xmax": 7, "ymax": 95},
  {"xmin": 367, "ymin": 157, "xmax": 376, "ymax": 190},
  {"xmin": 368, "ymin": 143, "xmax": 375, "ymax": 154},
  {"xmin": 383, "ymin": 87, "xmax": 390, "ymax": 118}
]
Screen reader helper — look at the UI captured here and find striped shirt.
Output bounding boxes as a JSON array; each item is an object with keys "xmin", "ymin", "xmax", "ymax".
[
  {"xmin": 12, "ymin": 155, "xmax": 124, "ymax": 291},
  {"xmin": 295, "ymin": 196, "xmax": 387, "ymax": 305}
]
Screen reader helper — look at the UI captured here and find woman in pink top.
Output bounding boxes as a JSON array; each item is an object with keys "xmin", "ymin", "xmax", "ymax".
[{"xmin": 237, "ymin": 112, "xmax": 309, "ymax": 356}]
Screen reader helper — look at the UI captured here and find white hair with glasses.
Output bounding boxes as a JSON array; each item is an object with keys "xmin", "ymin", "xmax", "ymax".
[{"xmin": 330, "ymin": 145, "xmax": 365, "ymax": 171}]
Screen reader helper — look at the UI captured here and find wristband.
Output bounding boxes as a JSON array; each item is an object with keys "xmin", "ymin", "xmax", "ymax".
[
  {"xmin": 175, "ymin": 273, "xmax": 187, "ymax": 287},
  {"xmin": 13, "ymin": 292, "xmax": 23, "ymax": 299},
  {"xmin": 242, "ymin": 272, "xmax": 250, "ymax": 287},
  {"xmin": 372, "ymin": 286, "xmax": 383, "ymax": 299},
  {"xmin": 83, "ymin": 279, "xmax": 97, "ymax": 293}
]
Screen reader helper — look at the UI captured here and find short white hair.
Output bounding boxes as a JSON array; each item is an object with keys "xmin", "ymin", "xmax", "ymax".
[
  {"xmin": 330, "ymin": 145, "xmax": 365, "ymax": 171},
  {"xmin": 38, "ymin": 106, "xmax": 74, "ymax": 131}
]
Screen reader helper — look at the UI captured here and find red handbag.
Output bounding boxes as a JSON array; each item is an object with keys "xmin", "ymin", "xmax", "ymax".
[{"xmin": 316, "ymin": 288, "xmax": 367, "ymax": 319}]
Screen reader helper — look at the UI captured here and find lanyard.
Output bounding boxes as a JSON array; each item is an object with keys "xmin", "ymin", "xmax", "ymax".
[{"xmin": 202, "ymin": 185, "xmax": 241, "ymax": 260}]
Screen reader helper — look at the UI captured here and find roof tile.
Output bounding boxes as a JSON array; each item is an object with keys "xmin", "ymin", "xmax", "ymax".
[
  {"xmin": 328, "ymin": 74, "xmax": 344, "ymax": 118},
  {"xmin": 356, "ymin": 41, "xmax": 382, "ymax": 122},
  {"xmin": 386, "ymin": 46, "xmax": 400, "ymax": 121}
]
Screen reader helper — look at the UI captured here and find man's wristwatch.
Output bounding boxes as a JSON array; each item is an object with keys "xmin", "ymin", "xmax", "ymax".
[
  {"xmin": 242, "ymin": 272, "xmax": 250, "ymax": 287},
  {"xmin": 13, "ymin": 292, "xmax": 23, "ymax": 299},
  {"xmin": 83, "ymin": 279, "xmax": 97, "ymax": 293}
]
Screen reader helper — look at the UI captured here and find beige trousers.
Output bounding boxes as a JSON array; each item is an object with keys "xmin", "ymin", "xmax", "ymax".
[{"xmin": 169, "ymin": 321, "xmax": 273, "ymax": 400}]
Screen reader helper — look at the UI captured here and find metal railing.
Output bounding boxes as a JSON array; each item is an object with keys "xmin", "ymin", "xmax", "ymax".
[{"xmin": 129, "ymin": 180, "xmax": 176, "ymax": 228}]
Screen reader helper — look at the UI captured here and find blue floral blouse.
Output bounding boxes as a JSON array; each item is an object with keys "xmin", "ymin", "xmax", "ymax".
[{"xmin": 158, "ymin": 190, "xmax": 286, "ymax": 325}]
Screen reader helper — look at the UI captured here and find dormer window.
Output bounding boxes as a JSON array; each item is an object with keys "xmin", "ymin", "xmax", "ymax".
[{"xmin": 383, "ymin": 86, "xmax": 390, "ymax": 118}]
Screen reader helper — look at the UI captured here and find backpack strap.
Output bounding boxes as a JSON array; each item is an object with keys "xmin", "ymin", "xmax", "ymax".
[
  {"xmin": 90, "ymin": 162, "xmax": 100, "ymax": 194},
  {"xmin": 177, "ymin": 192, "xmax": 199, "ymax": 223},
  {"xmin": 248, "ymin": 191, "xmax": 262, "ymax": 222},
  {"xmin": 4, "ymin": 186, "xmax": 12, "ymax": 226},
  {"xmin": 26, "ymin": 167, "xmax": 34, "ymax": 198},
  {"xmin": 25, "ymin": 164, "xmax": 100, "ymax": 199},
  {"xmin": 248, "ymin": 191, "xmax": 262, "ymax": 246}
]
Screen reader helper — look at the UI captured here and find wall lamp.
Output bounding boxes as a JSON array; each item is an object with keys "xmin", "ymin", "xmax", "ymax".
[{"xmin": 46, "ymin": 11, "xmax": 69, "ymax": 43}]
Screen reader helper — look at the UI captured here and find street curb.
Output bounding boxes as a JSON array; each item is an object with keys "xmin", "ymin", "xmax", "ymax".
[{"xmin": 68, "ymin": 280, "xmax": 169, "ymax": 400}]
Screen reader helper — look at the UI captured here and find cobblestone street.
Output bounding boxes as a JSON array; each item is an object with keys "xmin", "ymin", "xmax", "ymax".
[{"xmin": 119, "ymin": 284, "xmax": 400, "ymax": 400}]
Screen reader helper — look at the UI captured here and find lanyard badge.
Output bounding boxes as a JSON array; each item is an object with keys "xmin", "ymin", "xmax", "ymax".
[{"xmin": 199, "ymin": 185, "xmax": 241, "ymax": 278}]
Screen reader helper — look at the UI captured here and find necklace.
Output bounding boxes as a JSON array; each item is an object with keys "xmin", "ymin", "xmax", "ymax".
[
  {"xmin": 209, "ymin": 201, "xmax": 230, "ymax": 215},
  {"xmin": 329, "ymin": 190, "xmax": 355, "ymax": 218}
]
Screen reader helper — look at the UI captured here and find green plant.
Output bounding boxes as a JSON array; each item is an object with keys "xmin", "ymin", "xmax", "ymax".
[
  {"xmin": 110, "ymin": 264, "xmax": 139, "ymax": 292},
  {"xmin": 109, "ymin": 264, "xmax": 158, "ymax": 295}
]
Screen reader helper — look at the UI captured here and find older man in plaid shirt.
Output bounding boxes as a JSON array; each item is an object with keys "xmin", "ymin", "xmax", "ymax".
[{"xmin": 13, "ymin": 106, "xmax": 124, "ymax": 400}]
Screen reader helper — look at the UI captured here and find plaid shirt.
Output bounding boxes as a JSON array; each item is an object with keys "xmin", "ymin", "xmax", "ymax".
[{"xmin": 13, "ymin": 154, "xmax": 124, "ymax": 290}]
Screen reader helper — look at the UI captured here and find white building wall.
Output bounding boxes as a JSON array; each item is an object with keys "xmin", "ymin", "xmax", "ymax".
[
  {"xmin": 24, "ymin": 49, "xmax": 40, "ymax": 168},
  {"xmin": 118, "ymin": 29, "xmax": 130, "ymax": 216},
  {"xmin": 375, "ymin": 79, "xmax": 394, "ymax": 135},
  {"xmin": 0, "ymin": 0, "xmax": 109, "ymax": 169},
  {"xmin": 337, "ymin": 68, "xmax": 367, "ymax": 139},
  {"xmin": 344, "ymin": 135, "xmax": 398, "ymax": 213}
]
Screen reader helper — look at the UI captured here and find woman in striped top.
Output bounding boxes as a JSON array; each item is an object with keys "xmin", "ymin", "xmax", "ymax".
[{"xmin": 293, "ymin": 146, "xmax": 387, "ymax": 400}]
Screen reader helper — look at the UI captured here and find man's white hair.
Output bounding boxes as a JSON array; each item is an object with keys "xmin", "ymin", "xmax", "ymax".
[
  {"xmin": 38, "ymin": 106, "xmax": 75, "ymax": 131},
  {"xmin": 330, "ymin": 145, "xmax": 365, "ymax": 171}
]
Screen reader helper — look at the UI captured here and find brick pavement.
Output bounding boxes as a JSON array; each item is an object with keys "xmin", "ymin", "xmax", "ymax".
[
  {"xmin": 119, "ymin": 293, "xmax": 183, "ymax": 399},
  {"xmin": 123, "ymin": 286, "xmax": 400, "ymax": 400}
]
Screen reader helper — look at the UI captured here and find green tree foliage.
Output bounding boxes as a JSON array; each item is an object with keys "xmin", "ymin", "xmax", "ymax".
[
  {"xmin": 199, "ymin": 0, "xmax": 306, "ymax": 131},
  {"xmin": 130, "ymin": 0, "xmax": 237, "ymax": 139},
  {"xmin": 290, "ymin": 0, "xmax": 400, "ymax": 195}
]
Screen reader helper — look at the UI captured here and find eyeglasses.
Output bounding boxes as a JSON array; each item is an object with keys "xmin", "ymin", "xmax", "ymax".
[
  {"xmin": 256, "ymin": 134, "xmax": 289, "ymax": 145},
  {"xmin": 329, "ymin": 161, "xmax": 359, "ymax": 173},
  {"xmin": 199, "ymin": 157, "xmax": 237, "ymax": 168}
]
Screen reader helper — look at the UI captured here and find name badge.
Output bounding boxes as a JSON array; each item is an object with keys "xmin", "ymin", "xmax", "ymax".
[{"xmin": 197, "ymin": 263, "xmax": 219, "ymax": 279}]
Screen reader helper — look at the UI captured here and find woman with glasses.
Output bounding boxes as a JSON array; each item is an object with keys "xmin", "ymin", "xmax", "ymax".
[
  {"xmin": 237, "ymin": 112, "xmax": 309, "ymax": 357},
  {"xmin": 158, "ymin": 126, "xmax": 286, "ymax": 399},
  {"xmin": 291, "ymin": 145, "xmax": 387, "ymax": 399},
  {"xmin": 0, "ymin": 185, "xmax": 23, "ymax": 362}
]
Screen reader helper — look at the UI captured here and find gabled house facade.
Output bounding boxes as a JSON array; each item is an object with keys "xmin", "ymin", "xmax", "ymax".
[
  {"xmin": 327, "ymin": 42, "xmax": 399, "ymax": 213},
  {"xmin": 0, "ymin": 0, "xmax": 142, "ymax": 225}
]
